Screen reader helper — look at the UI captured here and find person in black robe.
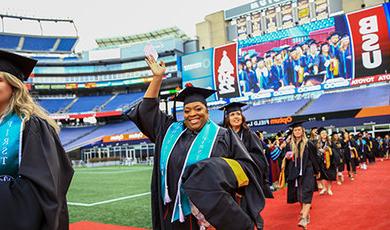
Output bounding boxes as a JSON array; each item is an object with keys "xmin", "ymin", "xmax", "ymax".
[
  {"xmin": 0, "ymin": 50, "xmax": 74, "ymax": 230},
  {"xmin": 219, "ymin": 102, "xmax": 273, "ymax": 199},
  {"xmin": 316, "ymin": 128, "xmax": 337, "ymax": 196},
  {"xmin": 331, "ymin": 132, "xmax": 344, "ymax": 185},
  {"xmin": 283, "ymin": 121, "xmax": 320, "ymax": 229},
  {"xmin": 356, "ymin": 133, "xmax": 369, "ymax": 170},
  {"xmin": 127, "ymin": 55, "xmax": 266, "ymax": 230},
  {"xmin": 341, "ymin": 131, "xmax": 357, "ymax": 180}
]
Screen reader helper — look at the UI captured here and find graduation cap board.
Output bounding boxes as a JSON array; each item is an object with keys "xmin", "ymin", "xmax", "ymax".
[
  {"xmin": 0, "ymin": 50, "xmax": 37, "ymax": 82},
  {"xmin": 176, "ymin": 84, "xmax": 215, "ymax": 106},
  {"xmin": 173, "ymin": 83, "xmax": 216, "ymax": 121},
  {"xmin": 218, "ymin": 102, "xmax": 247, "ymax": 115}
]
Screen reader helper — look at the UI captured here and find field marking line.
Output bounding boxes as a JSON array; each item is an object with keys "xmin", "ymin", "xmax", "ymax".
[{"xmin": 68, "ymin": 192, "xmax": 151, "ymax": 207}]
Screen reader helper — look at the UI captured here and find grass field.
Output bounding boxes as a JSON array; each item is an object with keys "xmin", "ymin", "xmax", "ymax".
[{"xmin": 67, "ymin": 166, "xmax": 153, "ymax": 229}]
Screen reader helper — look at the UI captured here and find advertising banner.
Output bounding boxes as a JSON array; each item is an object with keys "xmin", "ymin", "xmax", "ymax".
[{"xmin": 213, "ymin": 43, "xmax": 241, "ymax": 99}]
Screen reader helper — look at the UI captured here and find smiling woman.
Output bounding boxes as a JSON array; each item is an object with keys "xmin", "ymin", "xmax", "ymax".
[
  {"xmin": 127, "ymin": 55, "xmax": 267, "ymax": 230},
  {"xmin": 0, "ymin": 49, "xmax": 73, "ymax": 230}
]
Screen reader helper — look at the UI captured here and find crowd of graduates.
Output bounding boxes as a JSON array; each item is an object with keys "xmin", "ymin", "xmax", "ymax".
[
  {"xmin": 258, "ymin": 128, "xmax": 390, "ymax": 192},
  {"xmin": 238, "ymin": 32, "xmax": 353, "ymax": 93}
]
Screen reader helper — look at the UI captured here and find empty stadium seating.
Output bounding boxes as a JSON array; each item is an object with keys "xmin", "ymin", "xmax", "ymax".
[
  {"xmin": 102, "ymin": 92, "xmax": 144, "ymax": 111},
  {"xmin": 37, "ymin": 98, "xmax": 73, "ymax": 113},
  {"xmin": 62, "ymin": 120, "xmax": 139, "ymax": 152},
  {"xmin": 0, "ymin": 33, "xmax": 78, "ymax": 53},
  {"xmin": 68, "ymin": 95, "xmax": 112, "ymax": 113}
]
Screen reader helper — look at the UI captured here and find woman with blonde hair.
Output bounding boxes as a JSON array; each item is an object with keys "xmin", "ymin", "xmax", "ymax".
[
  {"xmin": 284, "ymin": 121, "xmax": 320, "ymax": 229},
  {"xmin": 0, "ymin": 50, "xmax": 73, "ymax": 230}
]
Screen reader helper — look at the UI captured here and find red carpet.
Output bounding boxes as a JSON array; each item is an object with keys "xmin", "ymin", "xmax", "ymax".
[
  {"xmin": 71, "ymin": 160, "xmax": 390, "ymax": 230},
  {"xmin": 70, "ymin": 221, "xmax": 146, "ymax": 230},
  {"xmin": 263, "ymin": 160, "xmax": 390, "ymax": 230}
]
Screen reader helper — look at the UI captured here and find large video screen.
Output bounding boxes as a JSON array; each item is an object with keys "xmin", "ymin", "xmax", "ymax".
[{"xmin": 179, "ymin": 3, "xmax": 390, "ymax": 102}]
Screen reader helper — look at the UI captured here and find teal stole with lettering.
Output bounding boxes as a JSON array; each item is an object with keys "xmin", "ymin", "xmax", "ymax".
[
  {"xmin": 0, "ymin": 112, "xmax": 24, "ymax": 182},
  {"xmin": 160, "ymin": 119, "xmax": 220, "ymax": 223}
]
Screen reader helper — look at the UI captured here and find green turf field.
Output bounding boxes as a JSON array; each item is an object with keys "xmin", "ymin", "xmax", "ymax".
[{"xmin": 67, "ymin": 166, "xmax": 153, "ymax": 228}]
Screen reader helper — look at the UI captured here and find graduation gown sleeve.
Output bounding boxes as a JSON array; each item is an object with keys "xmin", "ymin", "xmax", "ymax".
[
  {"xmin": 0, "ymin": 116, "xmax": 74, "ymax": 230},
  {"xmin": 243, "ymin": 129, "xmax": 273, "ymax": 198}
]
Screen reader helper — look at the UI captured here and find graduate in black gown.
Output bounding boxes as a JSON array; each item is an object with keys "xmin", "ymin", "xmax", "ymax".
[
  {"xmin": 0, "ymin": 50, "xmax": 74, "ymax": 230},
  {"xmin": 283, "ymin": 122, "xmax": 320, "ymax": 229},
  {"xmin": 331, "ymin": 132, "xmax": 344, "ymax": 185},
  {"xmin": 356, "ymin": 133, "xmax": 369, "ymax": 170},
  {"xmin": 127, "ymin": 55, "xmax": 266, "ymax": 230},
  {"xmin": 219, "ymin": 102, "xmax": 273, "ymax": 199},
  {"xmin": 316, "ymin": 128, "xmax": 337, "ymax": 196}
]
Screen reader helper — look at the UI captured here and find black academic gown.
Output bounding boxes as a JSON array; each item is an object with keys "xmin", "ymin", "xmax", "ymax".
[
  {"xmin": 238, "ymin": 128, "xmax": 273, "ymax": 199},
  {"xmin": 331, "ymin": 142, "xmax": 344, "ymax": 172},
  {"xmin": 127, "ymin": 98, "xmax": 266, "ymax": 230},
  {"xmin": 285, "ymin": 141, "xmax": 320, "ymax": 204},
  {"xmin": 0, "ymin": 116, "xmax": 74, "ymax": 230},
  {"xmin": 317, "ymin": 141, "xmax": 337, "ymax": 181}
]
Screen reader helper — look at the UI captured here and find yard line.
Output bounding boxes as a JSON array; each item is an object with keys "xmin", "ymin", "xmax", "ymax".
[{"xmin": 68, "ymin": 192, "xmax": 151, "ymax": 207}]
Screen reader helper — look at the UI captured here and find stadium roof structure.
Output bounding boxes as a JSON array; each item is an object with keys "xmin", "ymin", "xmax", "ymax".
[
  {"xmin": 95, "ymin": 26, "xmax": 190, "ymax": 47},
  {"xmin": 0, "ymin": 13, "xmax": 78, "ymax": 54}
]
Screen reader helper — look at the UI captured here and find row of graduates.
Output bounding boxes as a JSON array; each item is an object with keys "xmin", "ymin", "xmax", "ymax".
[
  {"xmin": 239, "ymin": 32, "xmax": 352, "ymax": 94},
  {"xmin": 259, "ymin": 125, "xmax": 390, "ymax": 228},
  {"xmin": 263, "ymin": 127, "xmax": 390, "ymax": 191}
]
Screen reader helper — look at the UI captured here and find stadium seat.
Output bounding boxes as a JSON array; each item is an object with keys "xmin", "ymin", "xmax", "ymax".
[
  {"xmin": 68, "ymin": 95, "xmax": 112, "ymax": 113},
  {"xmin": 37, "ymin": 98, "xmax": 74, "ymax": 113}
]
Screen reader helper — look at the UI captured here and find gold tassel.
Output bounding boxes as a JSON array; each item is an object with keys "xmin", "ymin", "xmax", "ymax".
[{"xmin": 278, "ymin": 158, "xmax": 287, "ymax": 189}]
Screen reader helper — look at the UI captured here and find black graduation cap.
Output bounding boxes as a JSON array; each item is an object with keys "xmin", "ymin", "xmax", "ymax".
[
  {"xmin": 317, "ymin": 127, "xmax": 327, "ymax": 134},
  {"xmin": 219, "ymin": 102, "xmax": 247, "ymax": 114},
  {"xmin": 0, "ymin": 49, "xmax": 37, "ymax": 82},
  {"xmin": 331, "ymin": 131, "xmax": 339, "ymax": 136},
  {"xmin": 320, "ymin": 42, "xmax": 330, "ymax": 50},
  {"xmin": 327, "ymin": 32, "xmax": 340, "ymax": 40},
  {"xmin": 173, "ymin": 83, "xmax": 215, "ymax": 121},
  {"xmin": 176, "ymin": 83, "xmax": 215, "ymax": 106}
]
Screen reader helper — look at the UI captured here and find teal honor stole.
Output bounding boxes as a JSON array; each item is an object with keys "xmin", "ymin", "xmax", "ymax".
[
  {"xmin": 160, "ymin": 120, "xmax": 220, "ymax": 223},
  {"xmin": 0, "ymin": 112, "xmax": 24, "ymax": 182}
]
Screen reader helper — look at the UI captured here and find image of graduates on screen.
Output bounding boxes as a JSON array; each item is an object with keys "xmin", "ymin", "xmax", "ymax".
[{"xmin": 238, "ymin": 32, "xmax": 352, "ymax": 94}]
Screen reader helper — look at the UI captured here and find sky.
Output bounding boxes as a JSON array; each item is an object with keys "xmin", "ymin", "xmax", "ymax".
[{"xmin": 1, "ymin": 0, "xmax": 251, "ymax": 52}]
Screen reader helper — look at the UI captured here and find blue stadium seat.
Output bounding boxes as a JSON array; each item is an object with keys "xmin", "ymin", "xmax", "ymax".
[
  {"xmin": 68, "ymin": 95, "xmax": 112, "ymax": 113},
  {"xmin": 56, "ymin": 38, "xmax": 77, "ymax": 52},
  {"xmin": 62, "ymin": 120, "xmax": 139, "ymax": 151},
  {"xmin": 23, "ymin": 36, "xmax": 57, "ymax": 51},
  {"xmin": 0, "ymin": 34, "xmax": 20, "ymax": 49},
  {"xmin": 103, "ymin": 92, "xmax": 144, "ymax": 111},
  {"xmin": 37, "ymin": 98, "xmax": 73, "ymax": 113}
]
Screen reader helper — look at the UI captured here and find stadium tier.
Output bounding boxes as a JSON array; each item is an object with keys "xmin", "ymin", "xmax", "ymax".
[
  {"xmin": 0, "ymin": 33, "xmax": 78, "ymax": 53},
  {"xmin": 62, "ymin": 120, "xmax": 139, "ymax": 152},
  {"xmin": 37, "ymin": 98, "xmax": 74, "ymax": 113},
  {"xmin": 37, "ymin": 92, "xmax": 144, "ymax": 114},
  {"xmin": 68, "ymin": 95, "xmax": 112, "ymax": 113},
  {"xmin": 102, "ymin": 92, "xmax": 144, "ymax": 111}
]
